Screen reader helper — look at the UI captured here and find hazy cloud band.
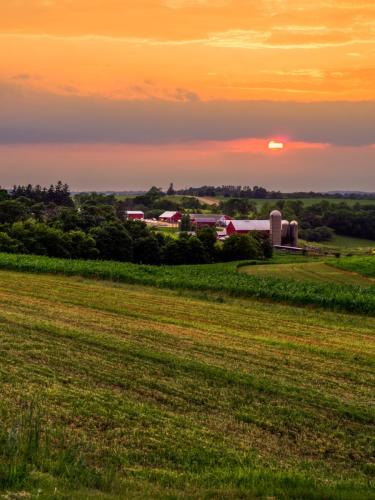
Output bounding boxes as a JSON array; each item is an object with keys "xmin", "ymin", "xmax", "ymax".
[{"xmin": 1, "ymin": 84, "xmax": 375, "ymax": 146}]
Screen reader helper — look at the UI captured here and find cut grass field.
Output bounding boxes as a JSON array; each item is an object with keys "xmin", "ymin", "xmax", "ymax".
[
  {"xmin": 239, "ymin": 261, "xmax": 374, "ymax": 286},
  {"xmin": 0, "ymin": 270, "xmax": 374, "ymax": 498}
]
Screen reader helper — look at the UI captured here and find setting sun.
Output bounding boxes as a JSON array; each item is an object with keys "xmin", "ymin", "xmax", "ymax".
[{"xmin": 268, "ymin": 140, "xmax": 285, "ymax": 150}]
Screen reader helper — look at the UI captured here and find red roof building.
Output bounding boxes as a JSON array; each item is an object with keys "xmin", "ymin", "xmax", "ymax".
[
  {"xmin": 226, "ymin": 220, "xmax": 270, "ymax": 236},
  {"xmin": 190, "ymin": 214, "xmax": 232, "ymax": 227},
  {"xmin": 159, "ymin": 211, "xmax": 182, "ymax": 223},
  {"xmin": 126, "ymin": 211, "xmax": 144, "ymax": 220},
  {"xmin": 192, "ymin": 217, "xmax": 217, "ymax": 228}
]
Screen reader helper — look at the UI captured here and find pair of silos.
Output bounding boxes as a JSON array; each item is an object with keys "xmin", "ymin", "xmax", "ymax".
[{"xmin": 270, "ymin": 210, "xmax": 298, "ymax": 247}]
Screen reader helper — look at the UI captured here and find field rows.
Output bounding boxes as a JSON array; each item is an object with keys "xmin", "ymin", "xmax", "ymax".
[
  {"xmin": 0, "ymin": 270, "xmax": 374, "ymax": 498},
  {"xmin": 239, "ymin": 261, "xmax": 374, "ymax": 286},
  {"xmin": 0, "ymin": 253, "xmax": 374, "ymax": 315}
]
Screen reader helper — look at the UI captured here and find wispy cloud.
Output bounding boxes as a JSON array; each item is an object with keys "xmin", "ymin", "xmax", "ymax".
[
  {"xmin": 2, "ymin": 28, "xmax": 375, "ymax": 50},
  {"xmin": 1, "ymin": 82, "xmax": 374, "ymax": 146}
]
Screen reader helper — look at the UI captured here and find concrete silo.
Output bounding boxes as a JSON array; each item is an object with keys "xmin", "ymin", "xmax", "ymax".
[
  {"xmin": 290, "ymin": 221, "xmax": 299, "ymax": 247},
  {"xmin": 281, "ymin": 220, "xmax": 290, "ymax": 244},
  {"xmin": 270, "ymin": 210, "xmax": 282, "ymax": 246}
]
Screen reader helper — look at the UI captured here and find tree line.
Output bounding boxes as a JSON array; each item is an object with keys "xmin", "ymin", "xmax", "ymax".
[
  {"xmin": 258, "ymin": 199, "xmax": 375, "ymax": 242},
  {"xmin": 0, "ymin": 183, "xmax": 272, "ymax": 264},
  {"xmin": 175, "ymin": 184, "xmax": 375, "ymax": 200}
]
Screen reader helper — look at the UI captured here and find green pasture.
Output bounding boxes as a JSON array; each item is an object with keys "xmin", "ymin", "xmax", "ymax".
[
  {"xmin": 239, "ymin": 261, "xmax": 374, "ymax": 286},
  {"xmin": 331, "ymin": 255, "xmax": 375, "ymax": 278}
]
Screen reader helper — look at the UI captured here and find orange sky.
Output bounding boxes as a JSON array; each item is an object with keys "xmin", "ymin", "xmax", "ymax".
[
  {"xmin": 2, "ymin": 0, "xmax": 375, "ymax": 101},
  {"xmin": 0, "ymin": 1, "xmax": 374, "ymax": 190}
]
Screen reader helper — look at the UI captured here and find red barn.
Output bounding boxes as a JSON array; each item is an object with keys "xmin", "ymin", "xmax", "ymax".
[
  {"xmin": 226, "ymin": 220, "xmax": 270, "ymax": 236},
  {"xmin": 159, "ymin": 211, "xmax": 182, "ymax": 223},
  {"xmin": 192, "ymin": 217, "xmax": 217, "ymax": 228},
  {"xmin": 126, "ymin": 210, "xmax": 144, "ymax": 220},
  {"xmin": 190, "ymin": 214, "xmax": 232, "ymax": 227}
]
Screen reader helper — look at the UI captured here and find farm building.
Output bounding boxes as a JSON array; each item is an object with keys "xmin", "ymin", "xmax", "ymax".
[
  {"xmin": 159, "ymin": 211, "xmax": 182, "ymax": 223},
  {"xmin": 190, "ymin": 214, "xmax": 232, "ymax": 227},
  {"xmin": 126, "ymin": 210, "xmax": 144, "ymax": 220},
  {"xmin": 225, "ymin": 211, "xmax": 299, "ymax": 247},
  {"xmin": 191, "ymin": 217, "xmax": 217, "ymax": 228},
  {"xmin": 226, "ymin": 220, "xmax": 270, "ymax": 236}
]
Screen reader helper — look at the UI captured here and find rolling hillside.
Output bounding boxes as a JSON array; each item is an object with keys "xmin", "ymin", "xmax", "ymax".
[
  {"xmin": 0, "ymin": 270, "xmax": 374, "ymax": 498},
  {"xmin": 0, "ymin": 253, "xmax": 374, "ymax": 314}
]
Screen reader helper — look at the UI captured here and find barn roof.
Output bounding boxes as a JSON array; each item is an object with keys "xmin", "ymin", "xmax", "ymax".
[
  {"xmin": 190, "ymin": 214, "xmax": 229, "ymax": 222},
  {"xmin": 159, "ymin": 211, "xmax": 180, "ymax": 218},
  {"xmin": 126, "ymin": 211, "xmax": 144, "ymax": 215},
  {"xmin": 194, "ymin": 217, "xmax": 217, "ymax": 223},
  {"xmin": 229, "ymin": 220, "xmax": 270, "ymax": 231}
]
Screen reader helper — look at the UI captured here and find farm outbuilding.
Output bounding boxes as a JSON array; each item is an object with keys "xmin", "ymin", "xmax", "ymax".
[
  {"xmin": 226, "ymin": 220, "xmax": 270, "ymax": 236},
  {"xmin": 225, "ymin": 211, "xmax": 299, "ymax": 247},
  {"xmin": 191, "ymin": 217, "xmax": 217, "ymax": 228},
  {"xmin": 159, "ymin": 211, "xmax": 182, "ymax": 223},
  {"xmin": 126, "ymin": 211, "xmax": 144, "ymax": 220},
  {"xmin": 190, "ymin": 214, "xmax": 232, "ymax": 227}
]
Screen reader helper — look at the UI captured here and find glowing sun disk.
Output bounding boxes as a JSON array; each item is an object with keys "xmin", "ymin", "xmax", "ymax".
[{"xmin": 268, "ymin": 140, "xmax": 284, "ymax": 150}]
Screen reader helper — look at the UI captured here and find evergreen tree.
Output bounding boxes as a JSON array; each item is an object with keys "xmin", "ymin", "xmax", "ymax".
[
  {"xmin": 180, "ymin": 214, "xmax": 191, "ymax": 232},
  {"xmin": 167, "ymin": 182, "xmax": 175, "ymax": 195}
]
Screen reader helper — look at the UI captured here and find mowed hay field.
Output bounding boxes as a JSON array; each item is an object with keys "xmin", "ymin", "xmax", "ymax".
[
  {"xmin": 0, "ymin": 271, "xmax": 374, "ymax": 498},
  {"xmin": 239, "ymin": 261, "xmax": 374, "ymax": 286}
]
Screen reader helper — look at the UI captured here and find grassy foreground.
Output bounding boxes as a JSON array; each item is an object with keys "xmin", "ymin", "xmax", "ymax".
[
  {"xmin": 0, "ymin": 270, "xmax": 374, "ymax": 498},
  {"xmin": 0, "ymin": 253, "xmax": 374, "ymax": 315}
]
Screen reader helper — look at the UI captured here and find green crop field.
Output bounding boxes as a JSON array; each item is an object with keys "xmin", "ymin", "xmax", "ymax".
[
  {"xmin": 239, "ymin": 261, "xmax": 374, "ymax": 286},
  {"xmin": 0, "ymin": 269, "xmax": 374, "ymax": 499},
  {"xmin": 331, "ymin": 255, "xmax": 375, "ymax": 278},
  {"xmin": 0, "ymin": 253, "xmax": 374, "ymax": 314}
]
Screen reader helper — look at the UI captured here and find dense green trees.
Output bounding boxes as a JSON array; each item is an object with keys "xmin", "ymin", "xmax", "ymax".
[
  {"xmin": 176, "ymin": 184, "xmax": 375, "ymax": 201},
  {"xmin": 297, "ymin": 202, "xmax": 375, "ymax": 241},
  {"xmin": 162, "ymin": 235, "xmax": 209, "ymax": 265},
  {"xmin": 11, "ymin": 181, "xmax": 73, "ymax": 206},
  {"xmin": 219, "ymin": 198, "xmax": 257, "ymax": 217},
  {"xmin": 261, "ymin": 200, "xmax": 375, "ymax": 242},
  {"xmin": 196, "ymin": 227, "xmax": 217, "ymax": 261},
  {"xmin": 180, "ymin": 214, "xmax": 191, "ymax": 232},
  {"xmin": 7, "ymin": 181, "xmax": 375, "ymax": 264},
  {"xmin": 91, "ymin": 223, "xmax": 133, "ymax": 262},
  {"xmin": 0, "ymin": 183, "xmax": 274, "ymax": 265},
  {"xmin": 222, "ymin": 234, "xmax": 263, "ymax": 261},
  {"xmin": 0, "ymin": 232, "xmax": 22, "ymax": 253},
  {"xmin": 300, "ymin": 226, "xmax": 334, "ymax": 242}
]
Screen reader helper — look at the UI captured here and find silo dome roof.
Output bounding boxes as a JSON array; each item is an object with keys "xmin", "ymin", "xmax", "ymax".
[{"xmin": 270, "ymin": 210, "xmax": 282, "ymax": 217}]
